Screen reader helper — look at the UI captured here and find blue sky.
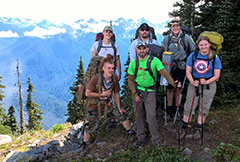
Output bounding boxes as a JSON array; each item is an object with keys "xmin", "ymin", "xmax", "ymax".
[{"xmin": 0, "ymin": 0, "xmax": 177, "ymax": 23}]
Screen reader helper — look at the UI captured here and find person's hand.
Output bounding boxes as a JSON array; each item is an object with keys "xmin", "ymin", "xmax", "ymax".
[
  {"xmin": 191, "ymin": 80, "xmax": 199, "ymax": 87},
  {"xmin": 200, "ymin": 78, "xmax": 208, "ymax": 85},
  {"xmin": 100, "ymin": 90, "xmax": 112, "ymax": 98},
  {"xmin": 135, "ymin": 95, "xmax": 141, "ymax": 102},
  {"xmin": 175, "ymin": 80, "xmax": 182, "ymax": 88},
  {"xmin": 119, "ymin": 108, "xmax": 126, "ymax": 115}
]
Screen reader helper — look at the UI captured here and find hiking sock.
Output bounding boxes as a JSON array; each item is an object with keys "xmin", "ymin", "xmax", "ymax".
[
  {"xmin": 83, "ymin": 141, "xmax": 90, "ymax": 146},
  {"xmin": 196, "ymin": 123, "xmax": 203, "ymax": 129},
  {"xmin": 181, "ymin": 120, "xmax": 188, "ymax": 130}
]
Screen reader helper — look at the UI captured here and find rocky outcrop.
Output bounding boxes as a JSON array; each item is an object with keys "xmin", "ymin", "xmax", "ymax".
[{"xmin": 0, "ymin": 135, "xmax": 12, "ymax": 145}]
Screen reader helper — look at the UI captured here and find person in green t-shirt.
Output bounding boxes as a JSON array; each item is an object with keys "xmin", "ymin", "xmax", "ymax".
[{"xmin": 128, "ymin": 41, "xmax": 176, "ymax": 149}]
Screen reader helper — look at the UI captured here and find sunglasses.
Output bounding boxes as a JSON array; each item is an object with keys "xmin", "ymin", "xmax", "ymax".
[
  {"xmin": 140, "ymin": 28, "xmax": 149, "ymax": 31},
  {"xmin": 137, "ymin": 46, "xmax": 147, "ymax": 50},
  {"xmin": 105, "ymin": 30, "xmax": 113, "ymax": 33}
]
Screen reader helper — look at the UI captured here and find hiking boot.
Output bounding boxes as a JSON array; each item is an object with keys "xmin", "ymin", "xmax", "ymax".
[
  {"xmin": 133, "ymin": 138, "xmax": 147, "ymax": 149},
  {"xmin": 176, "ymin": 126, "xmax": 193, "ymax": 140},
  {"xmin": 80, "ymin": 141, "xmax": 90, "ymax": 156},
  {"xmin": 154, "ymin": 140, "xmax": 165, "ymax": 147},
  {"xmin": 193, "ymin": 128, "xmax": 202, "ymax": 140}
]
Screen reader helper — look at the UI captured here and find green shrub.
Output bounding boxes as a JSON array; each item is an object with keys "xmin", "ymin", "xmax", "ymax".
[
  {"xmin": 49, "ymin": 124, "xmax": 65, "ymax": 135},
  {"xmin": 213, "ymin": 142, "xmax": 240, "ymax": 162},
  {"xmin": 106, "ymin": 147, "xmax": 198, "ymax": 162},
  {"xmin": 0, "ymin": 124, "xmax": 11, "ymax": 135}
]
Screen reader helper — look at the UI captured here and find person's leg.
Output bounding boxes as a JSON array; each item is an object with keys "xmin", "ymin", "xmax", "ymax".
[
  {"xmin": 144, "ymin": 92, "xmax": 161, "ymax": 145},
  {"xmin": 135, "ymin": 99, "xmax": 146, "ymax": 141}
]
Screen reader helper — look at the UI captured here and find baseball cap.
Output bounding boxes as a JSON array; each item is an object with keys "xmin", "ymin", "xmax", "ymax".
[
  {"xmin": 139, "ymin": 23, "xmax": 150, "ymax": 30},
  {"xmin": 103, "ymin": 26, "xmax": 113, "ymax": 32}
]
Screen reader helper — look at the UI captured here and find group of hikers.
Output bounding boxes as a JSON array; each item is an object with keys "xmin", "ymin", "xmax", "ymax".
[{"xmin": 77, "ymin": 17, "xmax": 222, "ymax": 154}]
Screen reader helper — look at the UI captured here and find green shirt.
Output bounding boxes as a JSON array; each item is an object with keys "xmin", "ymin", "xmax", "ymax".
[{"xmin": 128, "ymin": 55, "xmax": 164, "ymax": 91}]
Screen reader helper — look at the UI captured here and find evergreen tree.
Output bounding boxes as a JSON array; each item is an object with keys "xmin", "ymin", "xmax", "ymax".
[
  {"xmin": 0, "ymin": 76, "xmax": 8, "ymax": 124},
  {"xmin": 170, "ymin": 0, "xmax": 240, "ymax": 105},
  {"xmin": 0, "ymin": 76, "xmax": 11, "ymax": 134},
  {"xmin": 66, "ymin": 56, "xmax": 85, "ymax": 124},
  {"xmin": 26, "ymin": 77, "xmax": 43, "ymax": 131},
  {"xmin": 120, "ymin": 55, "xmax": 134, "ymax": 117},
  {"xmin": 6, "ymin": 106, "xmax": 19, "ymax": 135}
]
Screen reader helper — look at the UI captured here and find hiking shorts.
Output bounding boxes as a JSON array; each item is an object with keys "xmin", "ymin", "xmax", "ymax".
[
  {"xmin": 183, "ymin": 82, "xmax": 216, "ymax": 118},
  {"xmin": 168, "ymin": 67, "xmax": 186, "ymax": 89},
  {"xmin": 84, "ymin": 104, "xmax": 128, "ymax": 134}
]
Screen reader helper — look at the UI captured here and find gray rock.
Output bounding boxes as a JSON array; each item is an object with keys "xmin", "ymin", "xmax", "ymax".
[
  {"xmin": 6, "ymin": 140, "xmax": 61, "ymax": 162},
  {"xmin": 182, "ymin": 147, "xmax": 193, "ymax": 156}
]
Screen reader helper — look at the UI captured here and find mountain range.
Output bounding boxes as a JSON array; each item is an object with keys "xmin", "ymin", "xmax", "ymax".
[{"xmin": 0, "ymin": 17, "xmax": 168, "ymax": 129}]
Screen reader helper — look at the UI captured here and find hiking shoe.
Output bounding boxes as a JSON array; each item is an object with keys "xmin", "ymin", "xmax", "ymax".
[
  {"xmin": 133, "ymin": 138, "xmax": 147, "ymax": 149},
  {"xmin": 193, "ymin": 128, "xmax": 202, "ymax": 140},
  {"xmin": 128, "ymin": 128, "xmax": 136, "ymax": 136}
]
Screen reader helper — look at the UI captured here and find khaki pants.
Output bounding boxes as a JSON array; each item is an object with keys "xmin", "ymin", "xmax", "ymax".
[{"xmin": 183, "ymin": 82, "xmax": 216, "ymax": 118}]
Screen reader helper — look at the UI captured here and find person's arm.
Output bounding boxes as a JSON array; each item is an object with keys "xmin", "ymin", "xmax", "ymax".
[
  {"xmin": 186, "ymin": 65, "xmax": 199, "ymax": 87},
  {"xmin": 129, "ymin": 42, "xmax": 136, "ymax": 61},
  {"xmin": 128, "ymin": 74, "xmax": 137, "ymax": 96},
  {"xmin": 200, "ymin": 69, "xmax": 220, "ymax": 85},
  {"xmin": 85, "ymin": 76, "xmax": 112, "ymax": 98},
  {"xmin": 159, "ymin": 69, "xmax": 176, "ymax": 88},
  {"xmin": 91, "ymin": 51, "xmax": 95, "ymax": 58}
]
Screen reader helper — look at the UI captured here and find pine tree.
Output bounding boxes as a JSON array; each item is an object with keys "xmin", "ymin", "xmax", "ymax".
[
  {"xmin": 6, "ymin": 106, "xmax": 19, "ymax": 135},
  {"xmin": 120, "ymin": 55, "xmax": 133, "ymax": 117},
  {"xmin": 26, "ymin": 77, "xmax": 43, "ymax": 131},
  {"xmin": 66, "ymin": 56, "xmax": 85, "ymax": 124},
  {"xmin": 0, "ymin": 76, "xmax": 11, "ymax": 134},
  {"xmin": 169, "ymin": 0, "xmax": 240, "ymax": 105}
]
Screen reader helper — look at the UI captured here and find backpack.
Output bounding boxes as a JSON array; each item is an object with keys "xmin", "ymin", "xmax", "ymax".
[
  {"xmin": 75, "ymin": 56, "xmax": 104, "ymax": 102},
  {"xmin": 199, "ymin": 31, "xmax": 224, "ymax": 55},
  {"xmin": 95, "ymin": 32, "xmax": 117, "ymax": 68}
]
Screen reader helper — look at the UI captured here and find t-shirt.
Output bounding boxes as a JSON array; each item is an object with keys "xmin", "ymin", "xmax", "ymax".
[
  {"xmin": 128, "ymin": 55, "xmax": 164, "ymax": 91},
  {"xmin": 87, "ymin": 75, "xmax": 120, "ymax": 94},
  {"xmin": 86, "ymin": 74, "xmax": 120, "ymax": 109},
  {"xmin": 186, "ymin": 51, "xmax": 222, "ymax": 79},
  {"xmin": 91, "ymin": 41, "xmax": 119, "ymax": 60}
]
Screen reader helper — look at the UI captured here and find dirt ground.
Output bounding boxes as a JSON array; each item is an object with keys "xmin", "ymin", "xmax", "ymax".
[{"xmin": 50, "ymin": 104, "xmax": 240, "ymax": 161}]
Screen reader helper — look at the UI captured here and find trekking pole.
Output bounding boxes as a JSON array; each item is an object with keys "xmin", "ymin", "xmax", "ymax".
[
  {"xmin": 164, "ymin": 86, "xmax": 167, "ymax": 125},
  {"xmin": 200, "ymin": 83, "xmax": 204, "ymax": 145},
  {"xmin": 173, "ymin": 76, "xmax": 186, "ymax": 125},
  {"xmin": 183, "ymin": 87, "xmax": 198, "ymax": 145},
  {"xmin": 173, "ymin": 87, "xmax": 180, "ymax": 125}
]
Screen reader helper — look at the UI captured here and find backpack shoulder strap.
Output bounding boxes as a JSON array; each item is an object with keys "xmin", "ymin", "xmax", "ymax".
[
  {"xmin": 192, "ymin": 49, "xmax": 199, "ymax": 66},
  {"xmin": 147, "ymin": 55, "xmax": 155, "ymax": 81},
  {"xmin": 110, "ymin": 40, "xmax": 117, "ymax": 68},
  {"xmin": 180, "ymin": 33, "xmax": 188, "ymax": 54},
  {"xmin": 167, "ymin": 35, "xmax": 171, "ymax": 51},
  {"xmin": 96, "ymin": 39, "xmax": 103, "ymax": 56},
  {"xmin": 134, "ymin": 57, "xmax": 139, "ymax": 78}
]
